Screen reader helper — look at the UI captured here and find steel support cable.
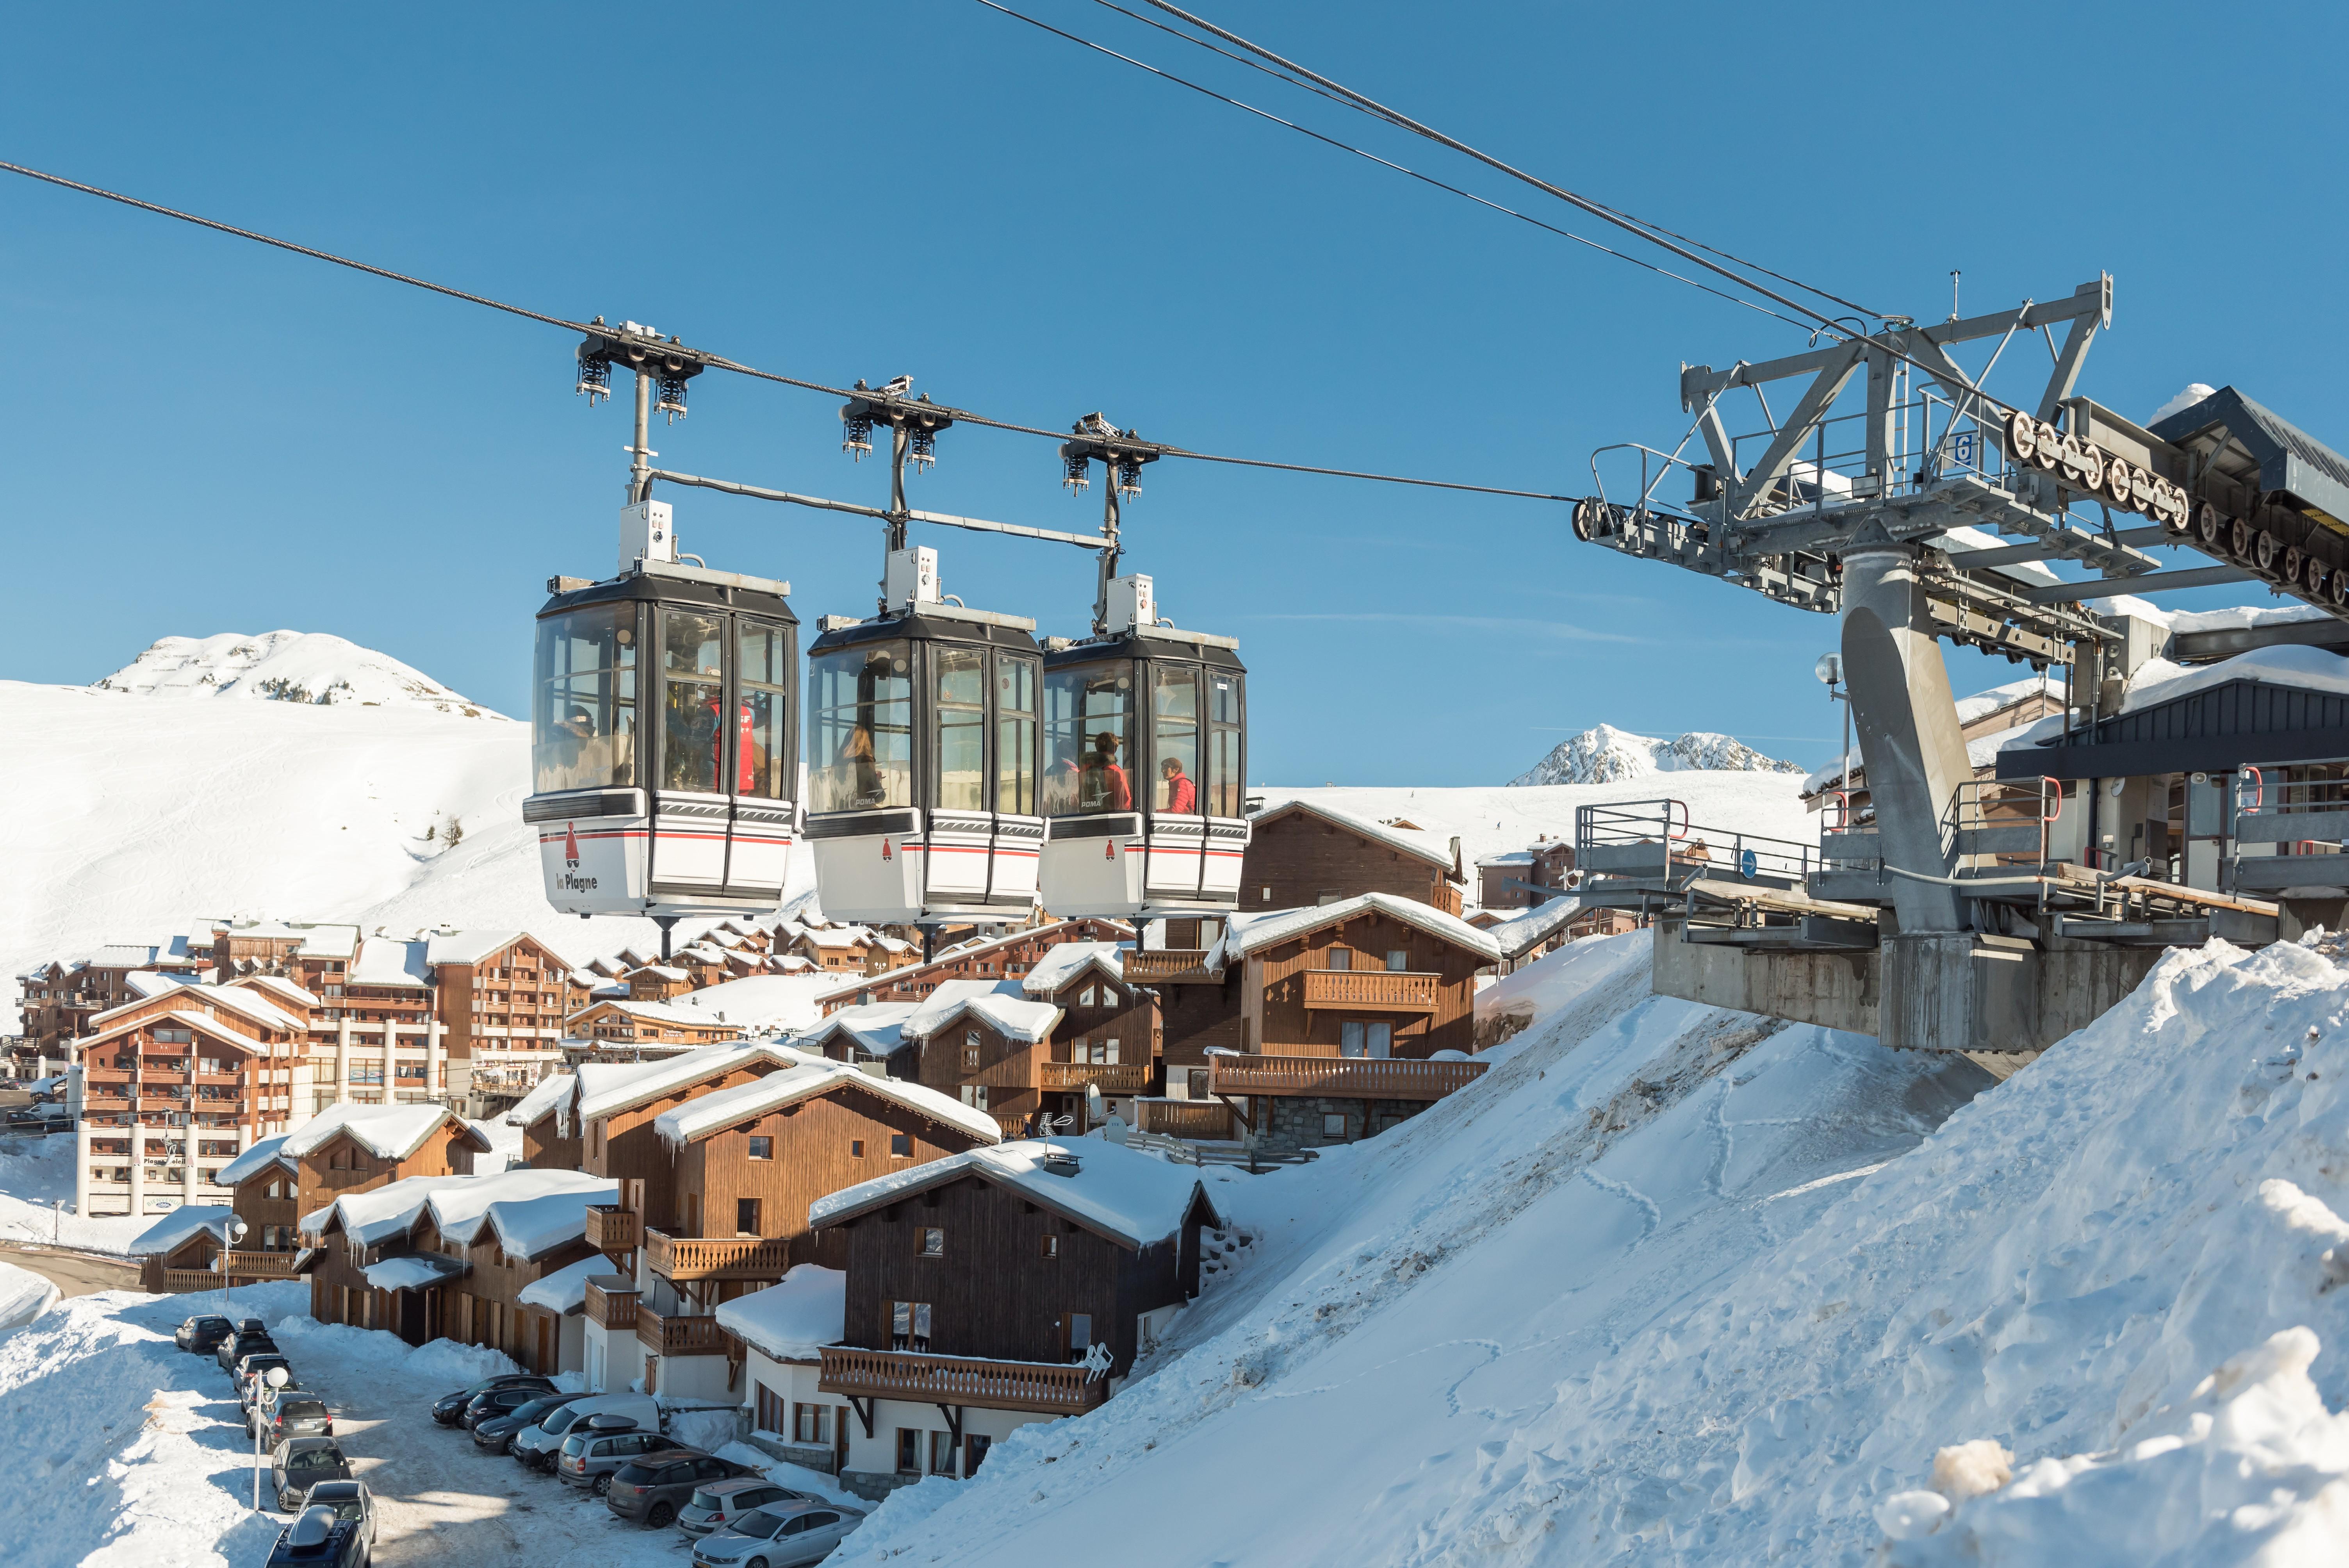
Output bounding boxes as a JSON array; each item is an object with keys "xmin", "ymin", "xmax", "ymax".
[
  {"xmin": 1092, "ymin": 0, "xmax": 1877, "ymax": 324},
  {"xmin": 0, "ymin": 157, "xmax": 1567, "ymax": 503},
  {"xmin": 969, "ymin": 0, "xmax": 1817, "ymax": 337}
]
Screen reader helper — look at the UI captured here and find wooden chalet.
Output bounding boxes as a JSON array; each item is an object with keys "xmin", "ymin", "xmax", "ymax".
[
  {"xmin": 566, "ymin": 998, "xmax": 739, "ymax": 1049},
  {"xmin": 800, "ymin": 1139, "xmax": 1220, "ymax": 1497},
  {"xmin": 1238, "ymin": 801, "xmax": 1467, "ymax": 916},
  {"xmin": 814, "ymin": 919, "xmax": 1134, "ymax": 1015},
  {"xmin": 1475, "ymin": 839, "xmax": 1577, "ymax": 911}
]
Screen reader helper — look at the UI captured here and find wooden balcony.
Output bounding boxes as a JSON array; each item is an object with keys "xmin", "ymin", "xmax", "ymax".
[
  {"xmin": 584, "ymin": 1205, "xmax": 640, "ymax": 1254},
  {"xmin": 1137, "ymin": 1099, "xmax": 1232, "ymax": 1140},
  {"xmin": 988, "ymin": 1110, "xmax": 1031, "ymax": 1140},
  {"xmin": 157, "ymin": 1269, "xmax": 224, "ymax": 1293},
  {"xmin": 1208, "ymin": 1053, "xmax": 1487, "ymax": 1102},
  {"xmin": 1124, "ymin": 950, "xmax": 1219, "ymax": 984},
  {"xmin": 585, "ymin": 1277, "xmax": 639, "ymax": 1331},
  {"xmin": 636, "ymin": 1303, "xmax": 729, "ymax": 1356},
  {"xmin": 1039, "ymin": 1060, "xmax": 1150, "ymax": 1094},
  {"xmin": 217, "ymin": 1250, "xmax": 297, "ymax": 1280},
  {"xmin": 818, "ymin": 1345, "xmax": 1110, "ymax": 1416},
  {"xmin": 644, "ymin": 1228, "xmax": 790, "ymax": 1284},
  {"xmin": 1300, "ymin": 969, "xmax": 1439, "ymax": 1013}
]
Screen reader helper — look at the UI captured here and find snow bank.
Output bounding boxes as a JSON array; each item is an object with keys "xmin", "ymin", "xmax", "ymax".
[
  {"xmin": 270, "ymin": 1311, "xmax": 521, "ymax": 1385},
  {"xmin": 0, "ymin": 1260, "xmax": 58, "ymax": 1331}
]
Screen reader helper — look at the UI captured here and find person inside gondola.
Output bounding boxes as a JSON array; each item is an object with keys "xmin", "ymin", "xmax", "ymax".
[
  {"xmin": 1159, "ymin": 754, "xmax": 1196, "ymax": 814},
  {"xmin": 667, "ymin": 684, "xmax": 720, "ymax": 792},
  {"xmin": 838, "ymin": 719, "xmax": 884, "ymax": 807},
  {"xmin": 1080, "ymin": 732, "xmax": 1132, "ymax": 811}
]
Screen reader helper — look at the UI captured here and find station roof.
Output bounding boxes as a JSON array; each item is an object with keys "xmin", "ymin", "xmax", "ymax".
[{"xmin": 2150, "ymin": 385, "xmax": 2349, "ymax": 529}]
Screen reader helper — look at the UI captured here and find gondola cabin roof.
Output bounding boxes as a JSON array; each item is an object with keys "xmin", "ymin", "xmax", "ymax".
[
  {"xmin": 537, "ymin": 558, "xmax": 797, "ymax": 624},
  {"xmin": 1041, "ymin": 627, "xmax": 1245, "ymax": 672},
  {"xmin": 806, "ymin": 603, "xmax": 1038, "ymax": 656}
]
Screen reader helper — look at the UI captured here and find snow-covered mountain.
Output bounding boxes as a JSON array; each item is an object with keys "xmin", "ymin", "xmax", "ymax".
[
  {"xmin": 93, "ymin": 631, "xmax": 502, "ymax": 718},
  {"xmin": 1508, "ymin": 722, "xmax": 1805, "ymax": 786}
]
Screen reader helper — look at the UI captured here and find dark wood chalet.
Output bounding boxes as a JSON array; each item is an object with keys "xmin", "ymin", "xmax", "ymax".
[
  {"xmin": 1238, "ymin": 801, "xmax": 1467, "ymax": 916},
  {"xmin": 816, "ymin": 919, "xmax": 1135, "ymax": 1015}
]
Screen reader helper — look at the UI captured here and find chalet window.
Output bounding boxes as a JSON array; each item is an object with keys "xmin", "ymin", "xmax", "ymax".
[
  {"xmin": 965, "ymin": 1434, "xmax": 992, "ymax": 1475},
  {"xmin": 964, "ymin": 1031, "xmax": 981, "ymax": 1069},
  {"xmin": 155, "ymin": 1027, "xmax": 192, "ymax": 1044},
  {"xmin": 792, "ymin": 1401, "xmax": 832, "ymax": 1444},
  {"xmin": 747, "ymin": 1136, "xmax": 772, "ymax": 1160},
  {"xmin": 1064, "ymin": 1311, "xmax": 1093, "ymax": 1360},
  {"xmin": 959, "ymin": 1085, "xmax": 989, "ymax": 1112},
  {"xmin": 1339, "ymin": 1021, "xmax": 1392, "ymax": 1059},
  {"xmin": 1078, "ymin": 984, "xmax": 1096, "ymax": 1008},
  {"xmin": 851, "ymin": 1139, "xmax": 866, "ymax": 1158},
  {"xmin": 1039, "ymin": 1233, "xmax": 1059, "ymax": 1260},
  {"xmin": 737, "ymin": 1198, "xmax": 762, "ymax": 1235},
  {"xmin": 1386, "ymin": 950, "xmax": 1408, "ymax": 972},
  {"xmin": 929, "ymin": 1431, "xmax": 957, "ymax": 1475},
  {"xmin": 890, "ymin": 1134, "xmax": 911, "ymax": 1158},
  {"xmin": 917, "ymin": 1227, "xmax": 945, "ymax": 1258},
  {"xmin": 1322, "ymin": 1113, "xmax": 1349, "ymax": 1139},
  {"xmin": 1326, "ymin": 948, "xmax": 1353, "ymax": 971},
  {"xmin": 896, "ymin": 1429, "xmax": 921, "ymax": 1474},
  {"xmin": 891, "ymin": 1300, "xmax": 932, "ymax": 1351}
]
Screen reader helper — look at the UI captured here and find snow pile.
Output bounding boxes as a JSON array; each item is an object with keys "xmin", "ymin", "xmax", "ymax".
[
  {"xmin": 92, "ymin": 631, "xmax": 500, "ymax": 717},
  {"xmin": 1508, "ymin": 723, "xmax": 1805, "ymax": 786},
  {"xmin": 0, "ymin": 1133, "xmax": 155, "ymax": 1253},
  {"xmin": 827, "ymin": 933, "xmax": 2349, "ymax": 1566},
  {"xmin": 666, "ymin": 972, "xmax": 834, "ymax": 1034},
  {"xmin": 2151, "ymin": 381, "xmax": 2220, "ymax": 424},
  {"xmin": 0, "ymin": 1259, "xmax": 58, "ymax": 1332}
]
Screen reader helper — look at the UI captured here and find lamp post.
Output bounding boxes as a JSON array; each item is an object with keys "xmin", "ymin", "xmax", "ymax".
[
  {"xmin": 1814, "ymin": 654, "xmax": 1853, "ymax": 825},
  {"xmin": 225, "ymin": 1217, "xmax": 248, "ymax": 1320},
  {"xmin": 254, "ymin": 1363, "xmax": 288, "ymax": 1512}
]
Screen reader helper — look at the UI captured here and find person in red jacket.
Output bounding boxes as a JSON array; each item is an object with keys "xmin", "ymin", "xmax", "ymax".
[
  {"xmin": 1160, "ymin": 755, "xmax": 1197, "ymax": 814},
  {"xmin": 1082, "ymin": 732, "xmax": 1132, "ymax": 812}
]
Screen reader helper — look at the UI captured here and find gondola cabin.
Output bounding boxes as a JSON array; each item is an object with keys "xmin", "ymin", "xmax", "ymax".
[
  {"xmin": 1037, "ymin": 574, "xmax": 1248, "ymax": 918},
  {"xmin": 525, "ymin": 501, "xmax": 799, "ymax": 917},
  {"xmin": 805, "ymin": 547, "xmax": 1046, "ymax": 925}
]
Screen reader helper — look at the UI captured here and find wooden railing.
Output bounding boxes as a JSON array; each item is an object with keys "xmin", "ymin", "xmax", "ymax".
[
  {"xmin": 217, "ymin": 1250, "xmax": 297, "ymax": 1280},
  {"xmin": 1137, "ymin": 1099, "xmax": 1232, "ymax": 1139},
  {"xmin": 1039, "ymin": 1061, "xmax": 1150, "ymax": 1094},
  {"xmin": 636, "ymin": 1303, "xmax": 729, "ymax": 1356},
  {"xmin": 988, "ymin": 1110, "xmax": 1031, "ymax": 1139},
  {"xmin": 158, "ymin": 1269, "xmax": 224, "ymax": 1293},
  {"xmin": 1124, "ymin": 950, "xmax": 1219, "ymax": 984},
  {"xmin": 1300, "ymin": 969, "xmax": 1440, "ymax": 1013},
  {"xmin": 644, "ymin": 1228, "xmax": 790, "ymax": 1283},
  {"xmin": 818, "ymin": 1345, "xmax": 1109, "ymax": 1415},
  {"xmin": 585, "ymin": 1278, "xmax": 639, "ymax": 1331},
  {"xmin": 584, "ymin": 1205, "xmax": 640, "ymax": 1254},
  {"xmin": 1208, "ymin": 1053, "xmax": 1486, "ymax": 1101}
]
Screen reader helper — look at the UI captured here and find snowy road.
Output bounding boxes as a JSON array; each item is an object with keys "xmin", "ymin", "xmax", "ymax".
[{"xmin": 0, "ymin": 1240, "xmax": 139, "ymax": 1297}]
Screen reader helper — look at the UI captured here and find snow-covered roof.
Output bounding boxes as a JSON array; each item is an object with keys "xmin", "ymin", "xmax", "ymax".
[
  {"xmin": 516, "ymin": 1253, "xmax": 610, "ymax": 1315},
  {"xmin": 810, "ymin": 1139, "xmax": 1218, "ymax": 1249},
  {"xmin": 364, "ymin": 1253, "xmax": 470, "ymax": 1292},
  {"xmin": 88, "ymin": 982, "xmax": 303, "ymax": 1034},
  {"xmin": 283, "ymin": 1101, "xmax": 485, "ymax": 1164},
  {"xmin": 127, "ymin": 1205, "xmax": 237, "ymax": 1258},
  {"xmin": 903, "ymin": 979, "xmax": 1062, "ymax": 1044},
  {"xmin": 1489, "ymin": 896, "xmax": 1588, "ymax": 960},
  {"xmin": 351, "ymin": 937, "xmax": 431, "ymax": 989},
  {"xmin": 794, "ymin": 926, "xmax": 873, "ymax": 951},
  {"xmin": 124, "ymin": 970, "xmax": 192, "ymax": 1001},
  {"xmin": 425, "ymin": 1169, "xmax": 617, "ymax": 1260},
  {"xmin": 1019, "ymin": 942, "xmax": 1129, "ymax": 998},
  {"xmin": 423, "ymin": 930, "xmax": 524, "ymax": 968},
  {"xmin": 1246, "ymin": 799, "xmax": 1460, "ymax": 873},
  {"xmin": 573, "ymin": 1042, "xmax": 798, "ymax": 1123},
  {"xmin": 665, "ymin": 974, "xmax": 833, "ymax": 1034},
  {"xmin": 85, "ymin": 943, "xmax": 166, "ymax": 969},
  {"xmin": 795, "ymin": 1002, "xmax": 920, "ymax": 1057},
  {"xmin": 628, "ymin": 964, "xmax": 689, "ymax": 982},
  {"xmin": 301, "ymin": 1173, "xmax": 470, "ymax": 1243},
  {"xmin": 653, "ymin": 1053, "xmax": 1000, "ymax": 1148},
  {"xmin": 236, "ymin": 975, "xmax": 321, "ymax": 1012},
  {"xmin": 714, "ymin": 1266, "xmax": 846, "ymax": 1363},
  {"xmin": 1953, "ymin": 675, "xmax": 2055, "ymax": 728},
  {"xmin": 212, "ymin": 921, "xmax": 360, "ymax": 960},
  {"xmin": 78, "ymin": 1007, "xmax": 266, "ymax": 1056},
  {"xmin": 1209, "ymin": 892, "xmax": 1502, "ymax": 967},
  {"xmin": 809, "ymin": 918, "xmax": 1135, "ymax": 1005},
  {"xmin": 504, "ymin": 1071, "xmax": 576, "ymax": 1131},
  {"xmin": 573, "ymin": 997, "xmax": 740, "ymax": 1030},
  {"xmin": 2121, "ymin": 645, "xmax": 2349, "ymax": 713},
  {"xmin": 1476, "ymin": 849, "xmax": 1537, "ymax": 868},
  {"xmin": 216, "ymin": 1134, "xmax": 296, "ymax": 1190}
]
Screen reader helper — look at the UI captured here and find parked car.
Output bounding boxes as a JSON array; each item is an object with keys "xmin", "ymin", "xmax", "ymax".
[
  {"xmin": 556, "ymin": 1416, "xmax": 670, "ymax": 1495},
  {"xmin": 271, "ymin": 1437, "xmax": 353, "ymax": 1514},
  {"xmin": 254, "ymin": 1393, "xmax": 335, "ymax": 1444},
  {"xmin": 606, "ymin": 1450, "xmax": 761, "ymax": 1529},
  {"xmin": 429, "ymin": 1372, "xmax": 554, "ymax": 1427},
  {"xmin": 302, "ymin": 1480, "xmax": 378, "ymax": 1548},
  {"xmin": 513, "ymin": 1393, "xmax": 660, "ymax": 1472},
  {"xmin": 217, "ymin": 1330, "xmax": 278, "ymax": 1373},
  {"xmin": 266, "ymin": 1504, "xmax": 368, "ymax": 1568},
  {"xmin": 691, "ymin": 1502, "xmax": 868, "ymax": 1568},
  {"xmin": 677, "ymin": 1476, "xmax": 817, "ymax": 1539},
  {"xmin": 235, "ymin": 1356, "xmax": 296, "ymax": 1408},
  {"xmin": 459, "ymin": 1381, "xmax": 556, "ymax": 1431},
  {"xmin": 472, "ymin": 1392, "xmax": 587, "ymax": 1455},
  {"xmin": 174, "ymin": 1315, "xmax": 235, "ymax": 1354}
]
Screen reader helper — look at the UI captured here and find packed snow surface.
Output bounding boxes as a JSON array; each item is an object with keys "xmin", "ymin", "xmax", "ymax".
[
  {"xmin": 0, "ymin": 1258, "xmax": 58, "ymax": 1331},
  {"xmin": 93, "ymin": 631, "xmax": 498, "ymax": 716},
  {"xmin": 665, "ymin": 972, "xmax": 834, "ymax": 1034},
  {"xmin": 1508, "ymin": 723, "xmax": 1805, "ymax": 787},
  {"xmin": 825, "ymin": 932, "xmax": 2349, "ymax": 1566}
]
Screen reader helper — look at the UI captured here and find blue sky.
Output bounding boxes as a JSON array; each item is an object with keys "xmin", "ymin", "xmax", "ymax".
[{"xmin": 3, "ymin": 2, "xmax": 2342, "ymax": 786}]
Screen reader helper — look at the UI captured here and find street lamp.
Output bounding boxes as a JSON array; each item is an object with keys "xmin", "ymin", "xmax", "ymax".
[
  {"xmin": 225, "ymin": 1217, "xmax": 248, "ymax": 1320},
  {"xmin": 1815, "ymin": 654, "xmax": 1854, "ymax": 825},
  {"xmin": 254, "ymin": 1363, "xmax": 289, "ymax": 1512}
]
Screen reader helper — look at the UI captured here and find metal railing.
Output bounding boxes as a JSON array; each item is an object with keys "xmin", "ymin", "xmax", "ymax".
[
  {"xmin": 1208, "ymin": 1053, "xmax": 1486, "ymax": 1102},
  {"xmin": 1948, "ymin": 777, "xmax": 2065, "ymax": 866},
  {"xmin": 1299, "ymin": 970, "xmax": 1439, "ymax": 1013},
  {"xmin": 644, "ymin": 1229, "xmax": 790, "ymax": 1282},
  {"xmin": 1575, "ymin": 800, "xmax": 1818, "ymax": 885},
  {"xmin": 817, "ymin": 1345, "xmax": 1108, "ymax": 1415}
]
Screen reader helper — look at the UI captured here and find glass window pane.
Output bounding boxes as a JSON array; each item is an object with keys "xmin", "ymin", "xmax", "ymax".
[
  {"xmin": 809, "ymin": 643, "xmax": 912, "ymax": 813},
  {"xmin": 1206, "ymin": 671, "xmax": 1244, "ymax": 818},
  {"xmin": 736, "ymin": 621, "xmax": 793, "ymax": 800},
  {"xmin": 532, "ymin": 605, "xmax": 638, "ymax": 793},
  {"xmin": 934, "ymin": 647, "xmax": 986, "ymax": 812},
  {"xmin": 661, "ymin": 611, "xmax": 726, "ymax": 795},
  {"xmin": 994, "ymin": 656, "xmax": 1037, "ymax": 816},
  {"xmin": 1043, "ymin": 662, "xmax": 1134, "ymax": 816},
  {"xmin": 1151, "ymin": 665, "xmax": 1201, "ymax": 814}
]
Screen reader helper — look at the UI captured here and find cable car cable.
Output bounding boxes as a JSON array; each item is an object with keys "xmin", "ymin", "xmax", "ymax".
[{"xmin": 0, "ymin": 156, "xmax": 1576, "ymax": 504}]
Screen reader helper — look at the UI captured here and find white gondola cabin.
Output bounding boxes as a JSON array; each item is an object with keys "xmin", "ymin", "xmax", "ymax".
[
  {"xmin": 1037, "ymin": 574, "xmax": 1248, "ymax": 917},
  {"xmin": 525, "ymin": 501, "xmax": 799, "ymax": 918},
  {"xmin": 804, "ymin": 547, "xmax": 1046, "ymax": 925}
]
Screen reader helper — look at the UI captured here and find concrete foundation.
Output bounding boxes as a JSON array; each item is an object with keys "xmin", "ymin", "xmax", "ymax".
[{"xmin": 1246, "ymin": 1094, "xmax": 1428, "ymax": 1156}]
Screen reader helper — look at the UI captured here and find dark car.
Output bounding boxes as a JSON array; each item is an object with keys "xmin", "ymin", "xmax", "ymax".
[
  {"xmin": 272, "ymin": 1437, "xmax": 353, "ymax": 1514},
  {"xmin": 607, "ymin": 1450, "xmax": 761, "ymax": 1529},
  {"xmin": 217, "ymin": 1331, "xmax": 278, "ymax": 1373},
  {"xmin": 472, "ymin": 1391, "xmax": 587, "ymax": 1455},
  {"xmin": 256, "ymin": 1394, "xmax": 335, "ymax": 1445},
  {"xmin": 459, "ymin": 1381, "xmax": 557, "ymax": 1431},
  {"xmin": 235, "ymin": 1356, "xmax": 296, "ymax": 1409},
  {"xmin": 266, "ymin": 1505, "xmax": 367, "ymax": 1568},
  {"xmin": 174, "ymin": 1315, "xmax": 235, "ymax": 1354},
  {"xmin": 430, "ymin": 1372, "xmax": 554, "ymax": 1427}
]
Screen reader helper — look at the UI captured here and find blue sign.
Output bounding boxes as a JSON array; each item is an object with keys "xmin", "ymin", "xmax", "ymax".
[
  {"xmin": 1739, "ymin": 848, "xmax": 1758, "ymax": 879},
  {"xmin": 1953, "ymin": 430, "xmax": 1976, "ymax": 468}
]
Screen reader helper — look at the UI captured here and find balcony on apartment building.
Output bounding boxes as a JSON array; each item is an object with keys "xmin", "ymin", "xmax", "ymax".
[
  {"xmin": 1123, "ymin": 949, "xmax": 1219, "ymax": 985},
  {"xmin": 585, "ymin": 1276, "xmax": 640, "ymax": 1331},
  {"xmin": 816, "ymin": 1345, "xmax": 1110, "ymax": 1415},
  {"xmin": 215, "ymin": 1250, "xmax": 299, "ymax": 1280},
  {"xmin": 1037, "ymin": 1060, "xmax": 1150, "ymax": 1095},
  {"xmin": 1207, "ymin": 1052, "xmax": 1486, "ymax": 1101},
  {"xmin": 1299, "ymin": 969, "xmax": 1440, "ymax": 1014},
  {"xmin": 635, "ymin": 1301, "xmax": 729, "ymax": 1356},
  {"xmin": 643, "ymin": 1228, "xmax": 790, "ymax": 1284},
  {"xmin": 1136, "ymin": 1099, "xmax": 1233, "ymax": 1140},
  {"xmin": 584, "ymin": 1204, "xmax": 641, "ymax": 1254}
]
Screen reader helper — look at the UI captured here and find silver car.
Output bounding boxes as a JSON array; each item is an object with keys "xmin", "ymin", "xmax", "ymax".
[
  {"xmin": 692, "ymin": 1501, "xmax": 866, "ymax": 1568},
  {"xmin": 303, "ymin": 1479, "xmax": 379, "ymax": 1547},
  {"xmin": 677, "ymin": 1477, "xmax": 816, "ymax": 1538},
  {"xmin": 555, "ymin": 1420, "xmax": 667, "ymax": 1495}
]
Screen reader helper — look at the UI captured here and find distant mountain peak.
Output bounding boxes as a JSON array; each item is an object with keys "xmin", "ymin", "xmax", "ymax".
[
  {"xmin": 1507, "ymin": 724, "xmax": 1802, "ymax": 786},
  {"xmin": 92, "ymin": 632, "xmax": 503, "ymax": 719}
]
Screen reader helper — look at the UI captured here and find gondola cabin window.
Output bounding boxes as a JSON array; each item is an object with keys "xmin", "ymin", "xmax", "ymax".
[
  {"xmin": 1207, "ymin": 671, "xmax": 1244, "ymax": 817},
  {"xmin": 533, "ymin": 604, "xmax": 638, "ymax": 794},
  {"xmin": 737, "ymin": 621, "xmax": 793, "ymax": 799},
  {"xmin": 1043, "ymin": 662, "xmax": 1134, "ymax": 816},
  {"xmin": 1153, "ymin": 665, "xmax": 1201, "ymax": 813},
  {"xmin": 934, "ymin": 647, "xmax": 987, "ymax": 810},
  {"xmin": 661, "ymin": 611, "xmax": 727, "ymax": 795},
  {"xmin": 809, "ymin": 642, "xmax": 913, "ymax": 813},
  {"xmin": 995, "ymin": 654, "xmax": 1038, "ymax": 814}
]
